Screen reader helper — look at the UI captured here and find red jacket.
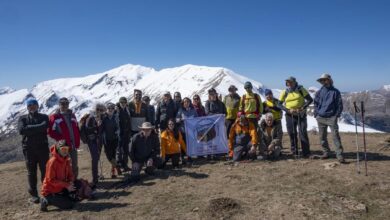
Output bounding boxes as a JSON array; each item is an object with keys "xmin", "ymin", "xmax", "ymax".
[
  {"xmin": 41, "ymin": 145, "xmax": 74, "ymax": 197},
  {"xmin": 48, "ymin": 110, "xmax": 80, "ymax": 149}
]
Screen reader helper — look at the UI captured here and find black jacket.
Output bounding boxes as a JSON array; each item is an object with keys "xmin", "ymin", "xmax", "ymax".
[
  {"xmin": 117, "ymin": 107, "xmax": 131, "ymax": 136},
  {"xmin": 205, "ymin": 99, "xmax": 227, "ymax": 115},
  {"xmin": 18, "ymin": 112, "xmax": 49, "ymax": 150},
  {"xmin": 156, "ymin": 99, "xmax": 177, "ymax": 130},
  {"xmin": 129, "ymin": 131, "xmax": 160, "ymax": 163}
]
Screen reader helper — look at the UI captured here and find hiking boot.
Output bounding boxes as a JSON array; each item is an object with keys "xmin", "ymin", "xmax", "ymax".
[
  {"xmin": 123, "ymin": 166, "xmax": 131, "ymax": 172},
  {"xmin": 116, "ymin": 166, "xmax": 123, "ymax": 175},
  {"xmin": 111, "ymin": 167, "xmax": 117, "ymax": 179},
  {"xmin": 29, "ymin": 196, "xmax": 40, "ymax": 204},
  {"xmin": 40, "ymin": 198, "xmax": 48, "ymax": 212},
  {"xmin": 338, "ymin": 157, "xmax": 347, "ymax": 164}
]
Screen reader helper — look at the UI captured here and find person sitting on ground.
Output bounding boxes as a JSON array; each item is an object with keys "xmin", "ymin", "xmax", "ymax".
[
  {"xmin": 259, "ymin": 113, "xmax": 283, "ymax": 160},
  {"xmin": 129, "ymin": 122, "xmax": 161, "ymax": 182},
  {"xmin": 228, "ymin": 112, "xmax": 258, "ymax": 162},
  {"xmin": 160, "ymin": 119, "xmax": 187, "ymax": 168},
  {"xmin": 40, "ymin": 140, "xmax": 77, "ymax": 211}
]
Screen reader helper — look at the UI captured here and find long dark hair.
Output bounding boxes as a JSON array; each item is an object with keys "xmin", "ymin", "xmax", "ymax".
[{"xmin": 167, "ymin": 118, "xmax": 180, "ymax": 140}]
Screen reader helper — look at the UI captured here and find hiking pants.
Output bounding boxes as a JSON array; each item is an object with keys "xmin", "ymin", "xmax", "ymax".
[
  {"xmin": 69, "ymin": 146, "xmax": 78, "ymax": 179},
  {"xmin": 316, "ymin": 116, "xmax": 344, "ymax": 158},
  {"xmin": 104, "ymin": 139, "xmax": 118, "ymax": 166},
  {"xmin": 117, "ymin": 133, "xmax": 130, "ymax": 169},
  {"xmin": 225, "ymin": 119, "xmax": 235, "ymax": 137},
  {"xmin": 286, "ymin": 113, "xmax": 310, "ymax": 156},
  {"xmin": 43, "ymin": 191, "xmax": 76, "ymax": 210},
  {"xmin": 233, "ymin": 142, "xmax": 255, "ymax": 161},
  {"xmin": 23, "ymin": 147, "xmax": 49, "ymax": 197},
  {"xmin": 87, "ymin": 139, "xmax": 102, "ymax": 184},
  {"xmin": 163, "ymin": 153, "xmax": 181, "ymax": 167}
]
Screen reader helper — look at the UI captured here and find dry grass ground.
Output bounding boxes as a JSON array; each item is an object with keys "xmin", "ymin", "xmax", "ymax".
[{"xmin": 0, "ymin": 133, "xmax": 389, "ymax": 220}]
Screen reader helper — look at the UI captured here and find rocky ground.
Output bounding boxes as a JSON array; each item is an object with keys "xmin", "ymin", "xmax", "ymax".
[{"xmin": 0, "ymin": 133, "xmax": 389, "ymax": 220}]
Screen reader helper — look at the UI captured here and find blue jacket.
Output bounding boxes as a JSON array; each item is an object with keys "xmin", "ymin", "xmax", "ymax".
[{"xmin": 314, "ymin": 85, "xmax": 343, "ymax": 118}]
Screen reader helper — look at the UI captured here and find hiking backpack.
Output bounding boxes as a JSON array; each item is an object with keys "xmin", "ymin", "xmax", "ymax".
[{"xmin": 79, "ymin": 113, "xmax": 90, "ymax": 144}]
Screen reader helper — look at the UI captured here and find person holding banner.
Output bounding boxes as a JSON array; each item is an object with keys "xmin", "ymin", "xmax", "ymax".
[
  {"xmin": 160, "ymin": 119, "xmax": 187, "ymax": 168},
  {"xmin": 228, "ymin": 113, "xmax": 258, "ymax": 161},
  {"xmin": 176, "ymin": 98, "xmax": 198, "ymax": 141}
]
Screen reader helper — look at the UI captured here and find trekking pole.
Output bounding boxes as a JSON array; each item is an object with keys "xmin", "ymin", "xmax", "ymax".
[
  {"xmin": 353, "ymin": 102, "xmax": 360, "ymax": 174},
  {"xmin": 360, "ymin": 102, "xmax": 368, "ymax": 176},
  {"xmin": 296, "ymin": 111, "xmax": 301, "ymax": 160}
]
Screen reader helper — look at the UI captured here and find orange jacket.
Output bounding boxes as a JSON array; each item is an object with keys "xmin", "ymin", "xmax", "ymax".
[
  {"xmin": 160, "ymin": 130, "xmax": 186, "ymax": 158},
  {"xmin": 41, "ymin": 145, "xmax": 74, "ymax": 197},
  {"xmin": 228, "ymin": 120, "xmax": 258, "ymax": 157}
]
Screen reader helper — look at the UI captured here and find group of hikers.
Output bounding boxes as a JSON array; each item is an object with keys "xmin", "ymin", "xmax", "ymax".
[{"xmin": 18, "ymin": 73, "xmax": 345, "ymax": 211}]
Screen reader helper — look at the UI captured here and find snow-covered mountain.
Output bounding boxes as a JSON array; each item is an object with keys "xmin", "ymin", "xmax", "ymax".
[{"xmin": 0, "ymin": 64, "xmax": 381, "ymax": 134}]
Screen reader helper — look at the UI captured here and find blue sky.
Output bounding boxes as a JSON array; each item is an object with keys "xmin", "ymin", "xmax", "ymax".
[{"xmin": 0, "ymin": 0, "xmax": 389, "ymax": 92}]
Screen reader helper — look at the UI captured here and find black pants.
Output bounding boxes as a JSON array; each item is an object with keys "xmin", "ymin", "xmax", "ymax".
[
  {"xmin": 163, "ymin": 153, "xmax": 181, "ymax": 167},
  {"xmin": 285, "ymin": 113, "xmax": 310, "ymax": 156},
  {"xmin": 87, "ymin": 139, "xmax": 102, "ymax": 184},
  {"xmin": 23, "ymin": 147, "xmax": 49, "ymax": 197},
  {"xmin": 104, "ymin": 139, "xmax": 118, "ymax": 166},
  {"xmin": 117, "ymin": 133, "xmax": 130, "ymax": 168},
  {"xmin": 43, "ymin": 189, "xmax": 77, "ymax": 210},
  {"xmin": 225, "ymin": 119, "xmax": 235, "ymax": 137}
]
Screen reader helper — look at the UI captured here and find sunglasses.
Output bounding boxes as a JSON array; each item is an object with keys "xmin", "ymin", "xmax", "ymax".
[
  {"xmin": 108, "ymin": 107, "xmax": 115, "ymax": 110},
  {"xmin": 59, "ymin": 102, "xmax": 69, "ymax": 105},
  {"xmin": 120, "ymin": 102, "xmax": 127, "ymax": 104}
]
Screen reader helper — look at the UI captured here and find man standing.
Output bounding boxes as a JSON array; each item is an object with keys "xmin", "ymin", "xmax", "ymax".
[
  {"xmin": 223, "ymin": 85, "xmax": 241, "ymax": 136},
  {"xmin": 142, "ymin": 96, "xmax": 155, "ymax": 126},
  {"xmin": 239, "ymin": 81, "xmax": 263, "ymax": 129},
  {"xmin": 156, "ymin": 91, "xmax": 177, "ymax": 131},
  {"xmin": 116, "ymin": 97, "xmax": 132, "ymax": 172},
  {"xmin": 129, "ymin": 122, "xmax": 161, "ymax": 182},
  {"xmin": 205, "ymin": 88, "xmax": 227, "ymax": 115},
  {"xmin": 173, "ymin": 92, "xmax": 182, "ymax": 116},
  {"xmin": 278, "ymin": 77, "xmax": 313, "ymax": 158},
  {"xmin": 18, "ymin": 98, "xmax": 49, "ymax": 203},
  {"xmin": 313, "ymin": 74, "xmax": 345, "ymax": 163},
  {"xmin": 48, "ymin": 97, "xmax": 80, "ymax": 178},
  {"xmin": 128, "ymin": 89, "xmax": 150, "ymax": 136}
]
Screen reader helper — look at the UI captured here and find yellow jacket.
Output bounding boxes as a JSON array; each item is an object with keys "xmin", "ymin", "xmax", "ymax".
[
  {"xmin": 239, "ymin": 92, "xmax": 263, "ymax": 119},
  {"xmin": 160, "ymin": 130, "xmax": 186, "ymax": 158},
  {"xmin": 263, "ymin": 99, "xmax": 282, "ymax": 121},
  {"xmin": 228, "ymin": 120, "xmax": 258, "ymax": 156},
  {"xmin": 279, "ymin": 87, "xmax": 309, "ymax": 110}
]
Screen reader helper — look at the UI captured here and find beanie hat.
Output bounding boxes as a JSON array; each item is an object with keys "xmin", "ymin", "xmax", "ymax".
[{"xmin": 26, "ymin": 98, "xmax": 38, "ymax": 106}]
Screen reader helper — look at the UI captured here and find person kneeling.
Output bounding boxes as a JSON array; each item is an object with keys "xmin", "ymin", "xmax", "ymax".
[
  {"xmin": 259, "ymin": 113, "xmax": 283, "ymax": 160},
  {"xmin": 228, "ymin": 113, "xmax": 258, "ymax": 162},
  {"xmin": 40, "ymin": 140, "xmax": 92, "ymax": 212},
  {"xmin": 160, "ymin": 119, "xmax": 186, "ymax": 168},
  {"xmin": 129, "ymin": 122, "xmax": 161, "ymax": 182}
]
